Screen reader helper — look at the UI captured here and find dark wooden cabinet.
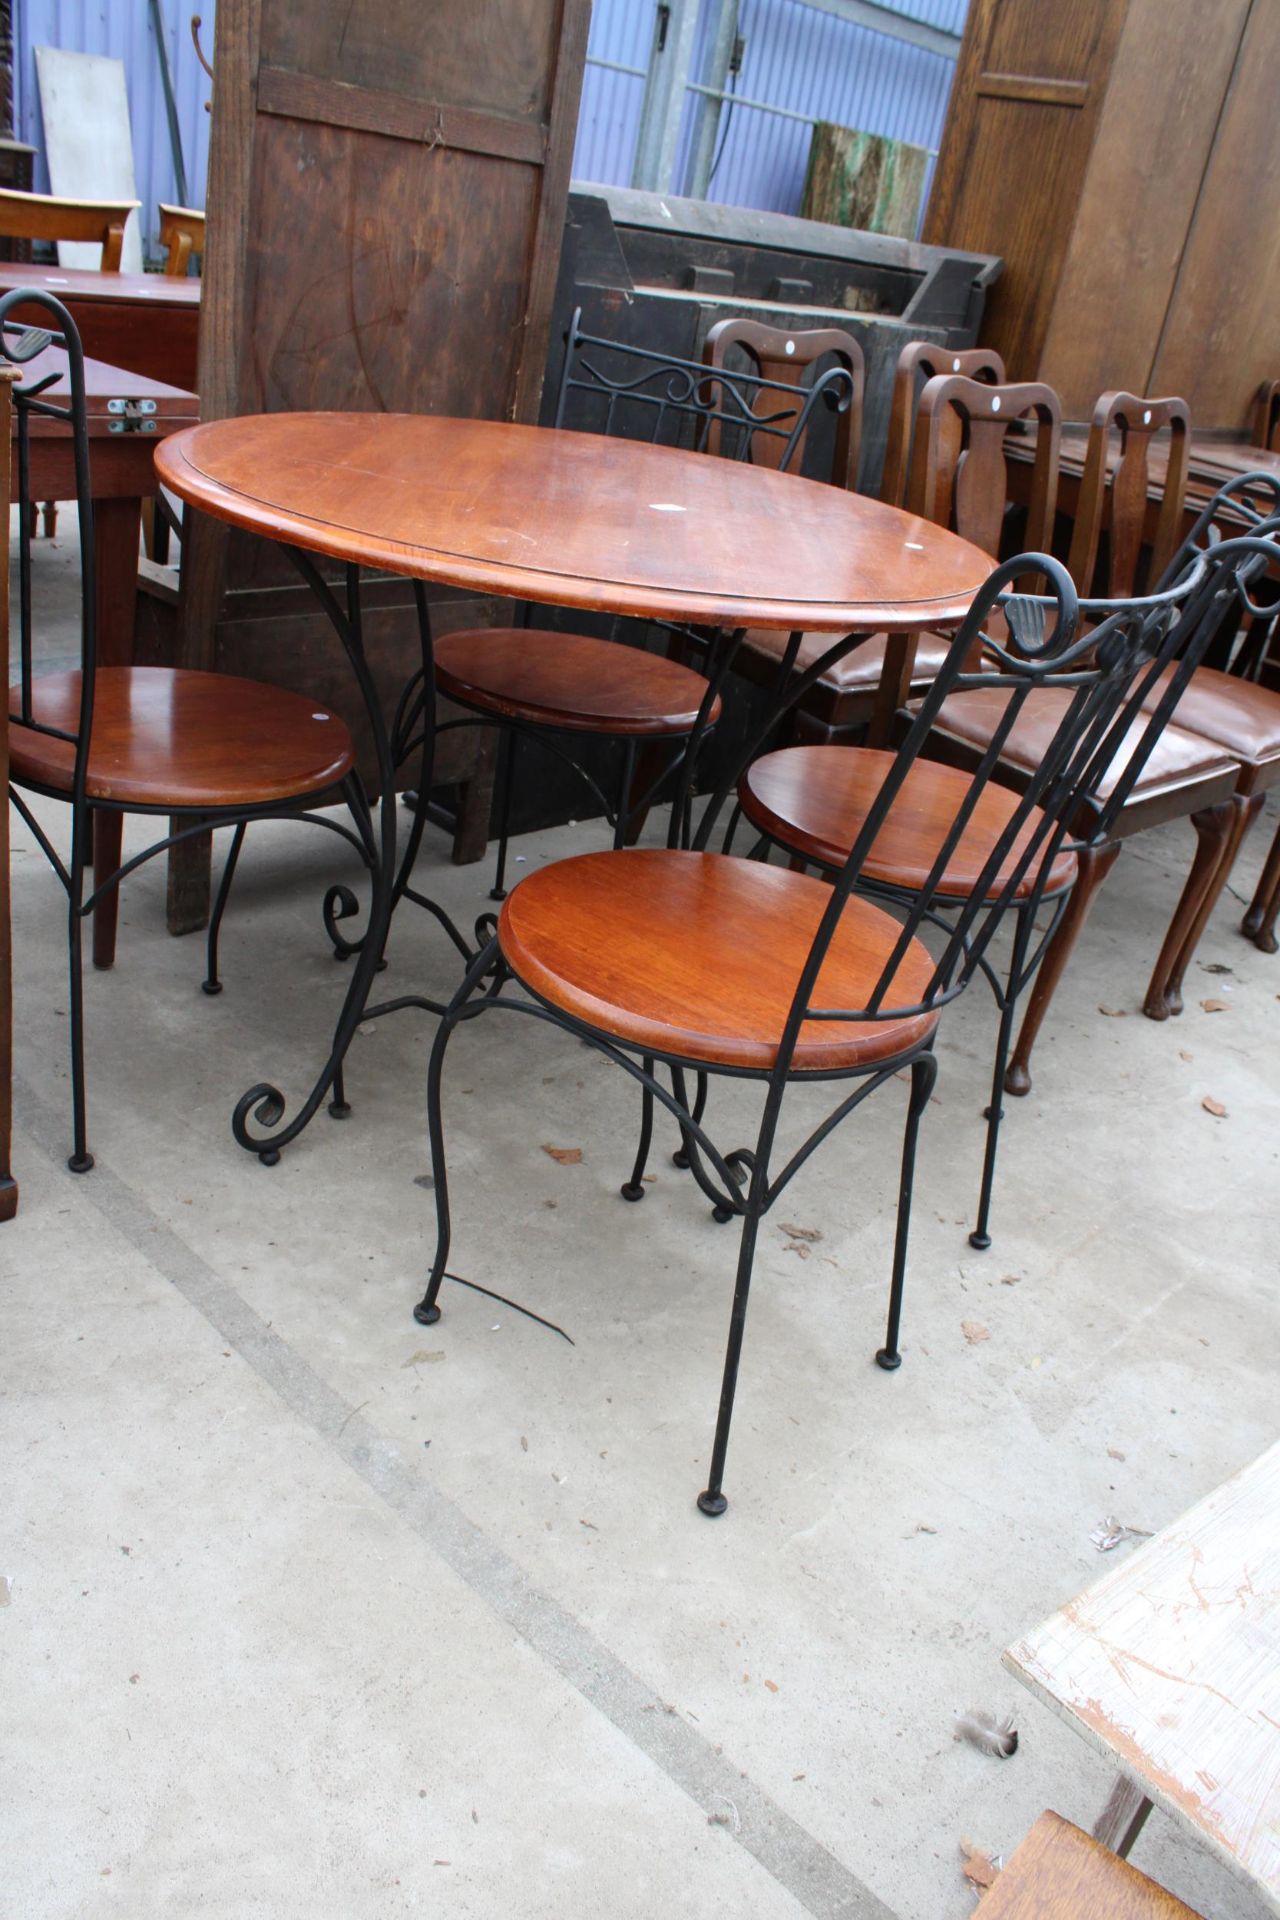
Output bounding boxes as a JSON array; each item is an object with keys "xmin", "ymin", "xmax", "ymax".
[
  {"xmin": 925, "ymin": 0, "xmax": 1280, "ymax": 425},
  {"xmin": 168, "ymin": 0, "xmax": 589, "ymax": 923}
]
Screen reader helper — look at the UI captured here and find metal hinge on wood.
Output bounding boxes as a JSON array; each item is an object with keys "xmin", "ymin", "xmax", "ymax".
[{"xmin": 106, "ymin": 398, "xmax": 158, "ymax": 434}]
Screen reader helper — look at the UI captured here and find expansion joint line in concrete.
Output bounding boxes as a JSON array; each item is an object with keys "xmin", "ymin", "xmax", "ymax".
[{"xmin": 14, "ymin": 1079, "xmax": 897, "ymax": 1920}]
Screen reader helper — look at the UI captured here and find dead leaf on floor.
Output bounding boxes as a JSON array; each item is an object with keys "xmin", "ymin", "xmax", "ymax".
[
  {"xmin": 764, "ymin": 1679, "xmax": 779, "ymax": 1693},
  {"xmin": 542, "ymin": 1145, "xmax": 583, "ymax": 1164},
  {"xmin": 1199, "ymin": 961, "xmax": 1233, "ymax": 975},
  {"xmin": 961, "ymin": 1320, "xmax": 990, "ymax": 1345},
  {"xmin": 1179, "ymin": 1049, "xmax": 1194, "ymax": 1062},
  {"xmin": 520, "ymin": 1436, "xmax": 528, "ymax": 1452},
  {"xmin": 402, "ymin": 1349, "xmax": 446, "ymax": 1368},
  {"xmin": 1107, "ymin": 1447, "xmax": 1126, "ymax": 1461},
  {"xmin": 960, "ymin": 1838, "xmax": 1002, "ymax": 1892},
  {"xmin": 1098, "ymin": 1004, "xmax": 1128, "ymax": 1018},
  {"xmin": 1202, "ymin": 1096, "xmax": 1228, "ymax": 1118},
  {"xmin": 784, "ymin": 1243, "xmax": 811, "ymax": 1260},
  {"xmin": 1091, "ymin": 1516, "xmax": 1153, "ymax": 1551},
  {"xmin": 999, "ymin": 1273, "xmax": 1021, "ymax": 1286},
  {"xmin": 780, "ymin": 1223, "xmax": 822, "ymax": 1242},
  {"xmin": 1200, "ymin": 998, "xmax": 1229, "ymax": 1014}
]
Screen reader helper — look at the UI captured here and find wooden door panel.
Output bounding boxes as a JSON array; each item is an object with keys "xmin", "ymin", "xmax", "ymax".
[
  {"xmin": 241, "ymin": 117, "xmax": 539, "ymax": 417},
  {"xmin": 1038, "ymin": 0, "xmax": 1249, "ymax": 416},
  {"xmin": 1151, "ymin": 0, "xmax": 1280, "ymax": 425},
  {"xmin": 259, "ymin": 0, "xmax": 564, "ymax": 123}
]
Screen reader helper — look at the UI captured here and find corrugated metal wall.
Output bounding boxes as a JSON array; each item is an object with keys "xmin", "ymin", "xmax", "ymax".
[
  {"xmin": 575, "ymin": 0, "xmax": 968, "ymax": 220},
  {"xmin": 14, "ymin": 0, "xmax": 214, "ymax": 263}
]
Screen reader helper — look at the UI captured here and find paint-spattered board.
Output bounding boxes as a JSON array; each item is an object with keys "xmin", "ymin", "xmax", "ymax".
[
  {"xmin": 1005, "ymin": 1442, "xmax": 1280, "ymax": 1914},
  {"xmin": 34, "ymin": 47, "xmax": 143, "ymax": 274}
]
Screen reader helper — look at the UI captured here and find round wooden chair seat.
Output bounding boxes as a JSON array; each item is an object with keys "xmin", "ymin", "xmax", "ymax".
[
  {"xmin": 740, "ymin": 746, "xmax": 1078, "ymax": 900},
  {"xmin": 8, "ymin": 666, "xmax": 355, "ymax": 807},
  {"xmin": 497, "ymin": 848, "xmax": 940, "ymax": 1073},
  {"xmin": 434, "ymin": 627, "xmax": 721, "ymax": 736}
]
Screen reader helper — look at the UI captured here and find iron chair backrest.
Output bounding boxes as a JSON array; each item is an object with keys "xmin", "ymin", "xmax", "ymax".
[
  {"xmin": 1153, "ymin": 470, "xmax": 1280, "ymax": 681},
  {"xmin": 1, "ymin": 289, "xmax": 98, "ymax": 809},
  {"xmin": 693, "ymin": 529, "xmax": 1276, "ymax": 1087},
  {"xmin": 1252, "ymin": 380, "xmax": 1280, "ymax": 453},
  {"xmin": 701, "ymin": 317, "xmax": 863, "ymax": 488},
  {"xmin": 907, "ymin": 373, "xmax": 1061, "ymax": 559},
  {"xmin": 552, "ymin": 307, "xmax": 859, "ymax": 480},
  {"xmin": 1067, "ymin": 391, "xmax": 1191, "ymax": 598},
  {"xmin": 880, "ymin": 340, "xmax": 1007, "ymax": 509}
]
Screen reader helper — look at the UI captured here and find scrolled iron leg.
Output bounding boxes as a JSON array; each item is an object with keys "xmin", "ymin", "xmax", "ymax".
[
  {"xmin": 698, "ymin": 1201, "xmax": 765, "ymax": 1518},
  {"xmin": 672, "ymin": 1069, "xmax": 708, "ymax": 1169},
  {"xmin": 66, "ymin": 893, "xmax": 94, "ymax": 1174},
  {"xmin": 970, "ymin": 907, "xmax": 1034, "ymax": 1251},
  {"xmin": 413, "ymin": 939, "xmax": 499, "ymax": 1325},
  {"xmin": 202, "ymin": 821, "xmax": 246, "ymax": 995},
  {"xmin": 877, "ymin": 1051, "xmax": 937, "ymax": 1370},
  {"xmin": 490, "ymin": 729, "xmax": 516, "ymax": 902},
  {"xmin": 620, "ymin": 1054, "xmax": 655, "ymax": 1201}
]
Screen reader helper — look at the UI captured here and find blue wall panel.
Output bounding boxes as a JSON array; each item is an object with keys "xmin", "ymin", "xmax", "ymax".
[{"xmin": 14, "ymin": 0, "xmax": 214, "ymax": 262}]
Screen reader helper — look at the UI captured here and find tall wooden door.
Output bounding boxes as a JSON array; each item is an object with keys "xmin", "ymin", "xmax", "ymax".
[{"xmin": 168, "ymin": 0, "xmax": 590, "ymax": 924}]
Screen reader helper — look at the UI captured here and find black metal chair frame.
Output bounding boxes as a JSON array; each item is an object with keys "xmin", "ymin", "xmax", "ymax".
[
  {"xmin": 403, "ymin": 528, "xmax": 1272, "ymax": 1515},
  {"xmin": 737, "ymin": 477, "xmax": 1280, "ymax": 1251},
  {"xmin": 435, "ymin": 306, "xmax": 863, "ymax": 900},
  {"xmin": 2, "ymin": 290, "xmax": 383, "ymax": 1171}
]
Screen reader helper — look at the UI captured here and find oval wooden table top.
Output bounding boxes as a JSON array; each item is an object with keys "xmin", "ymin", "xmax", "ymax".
[{"xmin": 154, "ymin": 413, "xmax": 993, "ymax": 632}]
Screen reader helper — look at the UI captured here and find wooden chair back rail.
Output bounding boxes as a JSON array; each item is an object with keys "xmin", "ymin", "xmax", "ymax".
[
  {"xmin": 1068, "ymin": 391, "xmax": 1192, "ymax": 597},
  {"xmin": 0, "ymin": 189, "xmax": 139, "ymax": 272},
  {"xmin": 157, "ymin": 204, "xmax": 205, "ymax": 277},
  {"xmin": 880, "ymin": 339, "xmax": 1007, "ymax": 508},
  {"xmin": 1251, "ymin": 378, "xmax": 1280, "ymax": 453},
  {"xmin": 702, "ymin": 316, "xmax": 864, "ymax": 488},
  {"xmin": 907, "ymin": 372, "xmax": 1061, "ymax": 558}
]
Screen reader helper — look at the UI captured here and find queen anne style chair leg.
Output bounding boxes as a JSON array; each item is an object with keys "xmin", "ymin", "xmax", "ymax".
[
  {"xmin": 1242, "ymin": 815, "xmax": 1280, "ymax": 951},
  {"xmin": 1148, "ymin": 793, "xmax": 1264, "ymax": 1017},
  {"xmin": 1005, "ymin": 841, "xmax": 1122, "ymax": 1098}
]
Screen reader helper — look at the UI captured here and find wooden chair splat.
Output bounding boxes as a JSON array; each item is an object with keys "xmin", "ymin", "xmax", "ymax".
[
  {"xmin": 701, "ymin": 316, "xmax": 864, "ymax": 487},
  {"xmin": 880, "ymin": 339, "xmax": 1006, "ymax": 509},
  {"xmin": 1067, "ymin": 392, "xmax": 1191, "ymax": 597}
]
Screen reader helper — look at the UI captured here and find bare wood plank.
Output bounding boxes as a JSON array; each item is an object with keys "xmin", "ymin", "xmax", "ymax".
[
  {"xmin": 1005, "ymin": 1441, "xmax": 1280, "ymax": 1913},
  {"xmin": 975, "ymin": 72, "xmax": 1090, "ymax": 106},
  {"xmin": 256, "ymin": 66, "xmax": 547, "ymax": 166},
  {"xmin": 1093, "ymin": 1775, "xmax": 1155, "ymax": 1858}
]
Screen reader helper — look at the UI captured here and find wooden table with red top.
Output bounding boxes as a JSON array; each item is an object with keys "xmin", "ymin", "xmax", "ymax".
[
  {"xmin": 0, "ymin": 263, "xmax": 200, "ymax": 393},
  {"xmin": 11, "ymin": 344, "xmax": 199, "ymax": 970},
  {"xmin": 154, "ymin": 410, "xmax": 992, "ymax": 1160}
]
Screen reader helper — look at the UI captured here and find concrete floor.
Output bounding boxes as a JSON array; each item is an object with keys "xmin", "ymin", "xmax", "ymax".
[{"xmin": 3, "ymin": 535, "xmax": 1279, "ymax": 1918}]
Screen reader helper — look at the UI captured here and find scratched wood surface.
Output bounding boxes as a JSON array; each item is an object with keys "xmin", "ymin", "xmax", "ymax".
[{"xmin": 1004, "ymin": 1442, "xmax": 1280, "ymax": 1913}]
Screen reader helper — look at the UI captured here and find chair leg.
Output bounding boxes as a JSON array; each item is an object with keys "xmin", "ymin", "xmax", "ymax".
[
  {"xmin": 413, "ymin": 942, "xmax": 497, "ymax": 1326},
  {"xmin": 877, "ymin": 1051, "xmax": 937, "ymax": 1369},
  {"xmin": 970, "ymin": 907, "xmax": 1035, "ymax": 1252},
  {"xmin": 91, "ymin": 809, "xmax": 124, "ymax": 971},
  {"xmin": 698, "ymin": 1200, "xmax": 765, "ymax": 1518},
  {"xmin": 1242, "ymin": 808, "xmax": 1280, "ymax": 953},
  {"xmin": 202, "ymin": 822, "xmax": 247, "ymax": 996},
  {"xmin": 672, "ymin": 1069, "xmax": 708, "ymax": 1170},
  {"xmin": 1005, "ymin": 840, "xmax": 1121, "ymax": 1098},
  {"xmin": 620, "ymin": 1055, "xmax": 655, "ymax": 1201},
  {"xmin": 67, "ymin": 891, "xmax": 94, "ymax": 1175},
  {"xmin": 612, "ymin": 740, "xmax": 638, "ymax": 850},
  {"xmin": 490, "ymin": 729, "xmax": 517, "ymax": 902},
  {"xmin": 1143, "ymin": 797, "xmax": 1242, "ymax": 1019}
]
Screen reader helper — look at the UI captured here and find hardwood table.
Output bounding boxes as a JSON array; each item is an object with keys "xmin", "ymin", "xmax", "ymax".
[
  {"xmin": 1005, "ymin": 1442, "xmax": 1280, "ymax": 1914},
  {"xmin": 10, "ymin": 343, "xmax": 200, "ymax": 971},
  {"xmin": 0, "ymin": 263, "xmax": 200, "ymax": 392},
  {"xmin": 155, "ymin": 411, "xmax": 992, "ymax": 1161}
]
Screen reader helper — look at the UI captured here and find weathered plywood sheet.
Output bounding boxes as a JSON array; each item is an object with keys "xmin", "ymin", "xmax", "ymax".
[
  {"xmin": 34, "ymin": 46, "xmax": 143, "ymax": 273},
  {"xmin": 1006, "ymin": 1442, "xmax": 1280, "ymax": 1914}
]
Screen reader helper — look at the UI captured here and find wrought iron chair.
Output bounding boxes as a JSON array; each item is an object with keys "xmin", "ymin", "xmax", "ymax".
[
  {"xmin": 430, "ymin": 308, "xmax": 862, "ymax": 898},
  {"xmin": 3, "ymin": 291, "xmax": 374, "ymax": 1171},
  {"xmin": 409, "ymin": 541, "xmax": 1230, "ymax": 1514},
  {"xmin": 729, "ymin": 367, "xmax": 1059, "ymax": 747}
]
